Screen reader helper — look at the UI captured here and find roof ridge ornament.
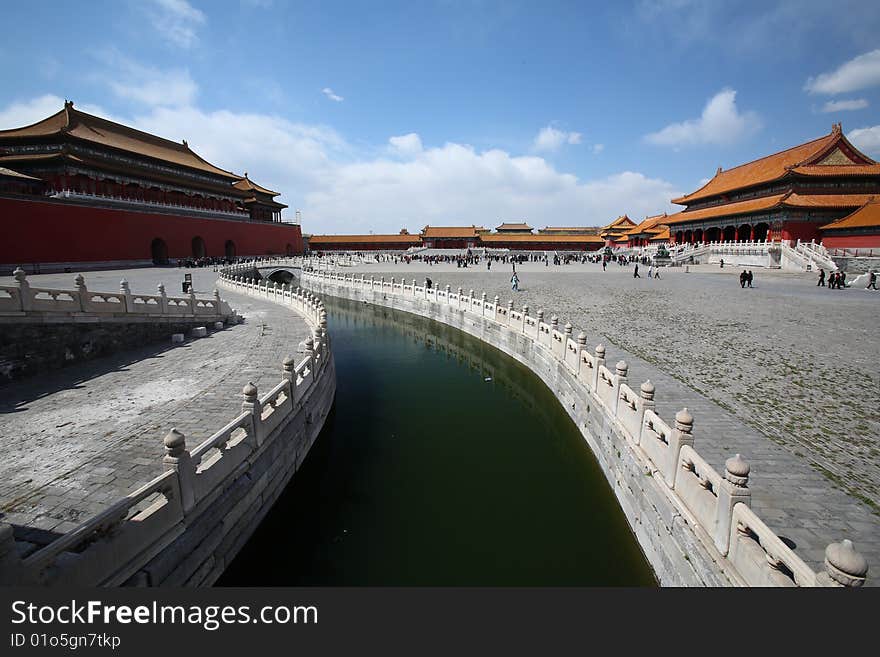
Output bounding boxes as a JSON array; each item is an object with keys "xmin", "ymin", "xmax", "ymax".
[{"xmin": 832, "ymin": 122, "xmax": 842, "ymax": 134}]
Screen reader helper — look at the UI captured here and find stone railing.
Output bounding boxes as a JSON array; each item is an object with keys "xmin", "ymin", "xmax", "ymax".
[
  {"xmin": 301, "ymin": 268, "xmax": 869, "ymax": 588},
  {"xmin": 0, "ymin": 277, "xmax": 334, "ymax": 586},
  {"xmin": 0, "ymin": 268, "xmax": 233, "ymax": 320}
]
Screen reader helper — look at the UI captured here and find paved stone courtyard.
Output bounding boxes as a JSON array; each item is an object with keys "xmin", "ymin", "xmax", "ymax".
[
  {"xmin": 336, "ymin": 259, "xmax": 880, "ymax": 575},
  {"xmin": 0, "ymin": 267, "xmax": 311, "ymax": 538}
]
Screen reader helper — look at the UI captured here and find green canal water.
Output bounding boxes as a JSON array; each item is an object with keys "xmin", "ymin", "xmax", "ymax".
[{"xmin": 219, "ymin": 297, "xmax": 655, "ymax": 586}]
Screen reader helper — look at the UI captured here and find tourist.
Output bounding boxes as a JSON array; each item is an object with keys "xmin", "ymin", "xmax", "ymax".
[
  {"xmin": 511, "ymin": 270, "xmax": 519, "ymax": 292},
  {"xmin": 647, "ymin": 265, "xmax": 653, "ymax": 279},
  {"xmin": 602, "ymin": 259, "xmax": 607, "ymax": 271},
  {"xmin": 746, "ymin": 270, "xmax": 753, "ymax": 288},
  {"xmin": 739, "ymin": 271, "xmax": 746, "ymax": 288},
  {"xmin": 817, "ymin": 269, "xmax": 826, "ymax": 287},
  {"xmin": 868, "ymin": 270, "xmax": 877, "ymax": 290},
  {"xmin": 720, "ymin": 258, "xmax": 724, "ymax": 268},
  {"xmin": 633, "ymin": 263, "xmax": 640, "ymax": 278},
  {"xmin": 654, "ymin": 268, "xmax": 661, "ymax": 279},
  {"xmin": 829, "ymin": 272, "xmax": 838, "ymax": 289},
  {"xmin": 487, "ymin": 260, "xmax": 491, "ymax": 271},
  {"xmin": 839, "ymin": 271, "xmax": 847, "ymax": 289}
]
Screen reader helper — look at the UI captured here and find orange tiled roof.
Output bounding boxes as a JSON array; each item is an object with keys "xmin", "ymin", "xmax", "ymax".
[
  {"xmin": 666, "ymin": 192, "xmax": 874, "ymax": 225},
  {"xmin": 309, "ymin": 234, "xmax": 421, "ymax": 244},
  {"xmin": 791, "ymin": 164, "xmax": 880, "ymax": 177},
  {"xmin": 785, "ymin": 193, "xmax": 876, "ymax": 208},
  {"xmin": 672, "ymin": 126, "xmax": 878, "ymax": 205},
  {"xmin": 480, "ymin": 234, "xmax": 604, "ymax": 243},
  {"xmin": 649, "ymin": 227, "xmax": 671, "ymax": 242},
  {"xmin": 495, "ymin": 222, "xmax": 533, "ymax": 231},
  {"xmin": 421, "ymin": 226, "xmax": 481, "ymax": 238},
  {"xmin": 233, "ymin": 176, "xmax": 280, "ymax": 197},
  {"xmin": 623, "ymin": 212, "xmax": 668, "ymax": 236},
  {"xmin": 602, "ymin": 215, "xmax": 637, "ymax": 230},
  {"xmin": 820, "ymin": 198, "xmax": 880, "ymax": 230},
  {"xmin": 0, "ymin": 102, "xmax": 242, "ymax": 180}
]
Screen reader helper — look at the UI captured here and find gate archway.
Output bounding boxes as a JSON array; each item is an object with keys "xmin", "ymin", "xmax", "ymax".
[
  {"xmin": 192, "ymin": 236, "xmax": 207, "ymax": 258},
  {"xmin": 151, "ymin": 238, "xmax": 168, "ymax": 265},
  {"xmin": 225, "ymin": 240, "xmax": 236, "ymax": 258}
]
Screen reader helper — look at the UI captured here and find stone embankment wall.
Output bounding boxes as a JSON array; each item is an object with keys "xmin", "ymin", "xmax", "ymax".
[
  {"xmin": 300, "ymin": 269, "xmax": 868, "ymax": 588},
  {"xmin": 0, "ymin": 275, "xmax": 335, "ymax": 586},
  {"xmin": 0, "ymin": 268, "xmax": 236, "ymax": 383}
]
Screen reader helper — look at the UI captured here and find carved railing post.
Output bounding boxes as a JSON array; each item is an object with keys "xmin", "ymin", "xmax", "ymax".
[
  {"xmin": 611, "ymin": 360, "xmax": 628, "ymax": 415},
  {"xmin": 715, "ymin": 454, "xmax": 750, "ymax": 554},
  {"xmin": 667, "ymin": 408, "xmax": 695, "ymax": 487},
  {"xmin": 119, "ymin": 278, "xmax": 131, "ymax": 313},
  {"xmin": 424, "ymin": 279, "xmax": 430, "ymax": 299},
  {"xmin": 593, "ymin": 344, "xmax": 606, "ymax": 389},
  {"xmin": 14, "ymin": 267, "xmax": 31, "ymax": 311},
  {"xmin": 458, "ymin": 287, "xmax": 464, "ymax": 309},
  {"xmin": 493, "ymin": 295, "xmax": 500, "ymax": 320},
  {"xmin": 163, "ymin": 428, "xmax": 195, "ymax": 514},
  {"xmin": 242, "ymin": 383, "xmax": 265, "ymax": 447},
  {"xmin": 188, "ymin": 288, "xmax": 197, "ymax": 316},
  {"xmin": 75, "ymin": 273, "xmax": 88, "ymax": 312},
  {"xmin": 507, "ymin": 299, "xmax": 514, "ymax": 325},
  {"xmin": 633, "ymin": 380, "xmax": 655, "ymax": 445},
  {"xmin": 815, "ymin": 539, "xmax": 868, "ymax": 587},
  {"xmin": 213, "ymin": 288, "xmax": 223, "ymax": 315},
  {"xmin": 550, "ymin": 314, "xmax": 559, "ymax": 333},
  {"xmin": 537, "ymin": 309, "xmax": 544, "ymax": 326}
]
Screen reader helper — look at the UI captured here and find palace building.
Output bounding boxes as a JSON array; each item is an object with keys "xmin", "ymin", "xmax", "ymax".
[
  {"xmin": 0, "ymin": 101, "xmax": 302, "ymax": 270},
  {"xmin": 599, "ymin": 215, "xmax": 638, "ymax": 246},
  {"xmin": 665, "ymin": 124, "xmax": 880, "ymax": 246}
]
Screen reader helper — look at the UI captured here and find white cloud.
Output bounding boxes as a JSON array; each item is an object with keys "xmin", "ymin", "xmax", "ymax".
[
  {"xmin": 848, "ymin": 125, "xmax": 880, "ymax": 157},
  {"xmin": 821, "ymin": 98, "xmax": 869, "ymax": 113},
  {"xmin": 533, "ymin": 125, "xmax": 582, "ymax": 152},
  {"xmin": 644, "ymin": 88, "xmax": 761, "ymax": 147},
  {"xmin": 322, "ymin": 88, "xmax": 344, "ymax": 102},
  {"xmin": 388, "ymin": 133, "xmax": 423, "ymax": 157},
  {"xmin": 805, "ymin": 49, "xmax": 880, "ymax": 95},
  {"xmin": 0, "ymin": 94, "xmax": 682, "ymax": 234},
  {"xmin": 147, "ymin": 0, "xmax": 206, "ymax": 49},
  {"xmin": 592, "ymin": 144, "xmax": 605, "ymax": 155},
  {"xmin": 96, "ymin": 52, "xmax": 197, "ymax": 107}
]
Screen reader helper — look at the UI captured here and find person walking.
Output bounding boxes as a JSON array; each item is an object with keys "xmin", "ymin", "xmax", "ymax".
[
  {"xmin": 868, "ymin": 270, "xmax": 877, "ymax": 290},
  {"xmin": 633, "ymin": 263, "xmax": 640, "ymax": 278},
  {"xmin": 739, "ymin": 271, "xmax": 746, "ymax": 288},
  {"xmin": 647, "ymin": 264, "xmax": 653, "ymax": 279},
  {"xmin": 510, "ymin": 270, "xmax": 519, "ymax": 292},
  {"xmin": 817, "ymin": 269, "xmax": 825, "ymax": 287},
  {"xmin": 840, "ymin": 271, "xmax": 847, "ymax": 289},
  {"xmin": 746, "ymin": 270, "xmax": 753, "ymax": 287}
]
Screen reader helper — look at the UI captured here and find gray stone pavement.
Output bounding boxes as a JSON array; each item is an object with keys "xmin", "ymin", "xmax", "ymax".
[
  {"xmin": 336, "ymin": 260, "xmax": 880, "ymax": 577},
  {"xmin": 0, "ymin": 267, "xmax": 311, "ymax": 537}
]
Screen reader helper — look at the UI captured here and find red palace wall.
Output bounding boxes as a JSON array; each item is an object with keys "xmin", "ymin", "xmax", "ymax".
[
  {"xmin": 781, "ymin": 220, "xmax": 823, "ymax": 243},
  {"xmin": 0, "ymin": 196, "xmax": 302, "ymax": 264},
  {"xmin": 820, "ymin": 233, "xmax": 880, "ymax": 249}
]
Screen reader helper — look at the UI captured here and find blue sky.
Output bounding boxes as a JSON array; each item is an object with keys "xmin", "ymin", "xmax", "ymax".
[{"xmin": 1, "ymin": 0, "xmax": 879, "ymax": 233}]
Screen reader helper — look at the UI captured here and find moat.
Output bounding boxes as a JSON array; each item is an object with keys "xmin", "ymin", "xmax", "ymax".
[{"xmin": 220, "ymin": 296, "xmax": 655, "ymax": 586}]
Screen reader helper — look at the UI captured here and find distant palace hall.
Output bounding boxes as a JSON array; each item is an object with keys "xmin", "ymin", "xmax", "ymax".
[
  {"xmin": 663, "ymin": 124, "xmax": 880, "ymax": 248},
  {"xmin": 0, "ymin": 101, "xmax": 302, "ymax": 270}
]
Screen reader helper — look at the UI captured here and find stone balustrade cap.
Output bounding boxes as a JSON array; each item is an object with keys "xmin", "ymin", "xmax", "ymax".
[
  {"xmin": 595, "ymin": 344, "xmax": 606, "ymax": 356},
  {"xmin": 675, "ymin": 407, "xmax": 694, "ymax": 426},
  {"xmin": 164, "ymin": 428, "xmax": 186, "ymax": 451},
  {"xmin": 640, "ymin": 380, "xmax": 655, "ymax": 395},
  {"xmin": 565, "ymin": 322, "xmax": 573, "ymax": 331},
  {"xmin": 283, "ymin": 354, "xmax": 296, "ymax": 367},
  {"xmin": 725, "ymin": 453, "xmax": 750, "ymax": 478},
  {"xmin": 616, "ymin": 359, "xmax": 628, "ymax": 372},
  {"xmin": 577, "ymin": 331, "xmax": 587, "ymax": 343},
  {"xmin": 13, "ymin": 267, "xmax": 25, "ymax": 281},
  {"xmin": 826, "ymin": 539, "xmax": 868, "ymax": 580},
  {"xmin": 243, "ymin": 382, "xmax": 258, "ymax": 397}
]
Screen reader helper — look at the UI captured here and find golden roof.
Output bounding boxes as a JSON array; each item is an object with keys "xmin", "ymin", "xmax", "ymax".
[
  {"xmin": 421, "ymin": 226, "xmax": 482, "ymax": 238},
  {"xmin": 672, "ymin": 125, "xmax": 879, "ymax": 205},
  {"xmin": 665, "ymin": 192, "xmax": 875, "ymax": 224},
  {"xmin": 0, "ymin": 101, "xmax": 241, "ymax": 180},
  {"xmin": 820, "ymin": 198, "xmax": 880, "ymax": 230}
]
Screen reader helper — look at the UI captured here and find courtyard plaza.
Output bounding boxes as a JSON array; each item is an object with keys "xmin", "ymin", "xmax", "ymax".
[
  {"xmin": 0, "ymin": 266, "xmax": 312, "ymax": 543},
  {"xmin": 332, "ymin": 258, "xmax": 880, "ymax": 576}
]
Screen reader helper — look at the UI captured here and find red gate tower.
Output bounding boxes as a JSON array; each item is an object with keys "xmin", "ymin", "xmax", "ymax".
[{"xmin": 0, "ymin": 101, "xmax": 302, "ymax": 271}]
